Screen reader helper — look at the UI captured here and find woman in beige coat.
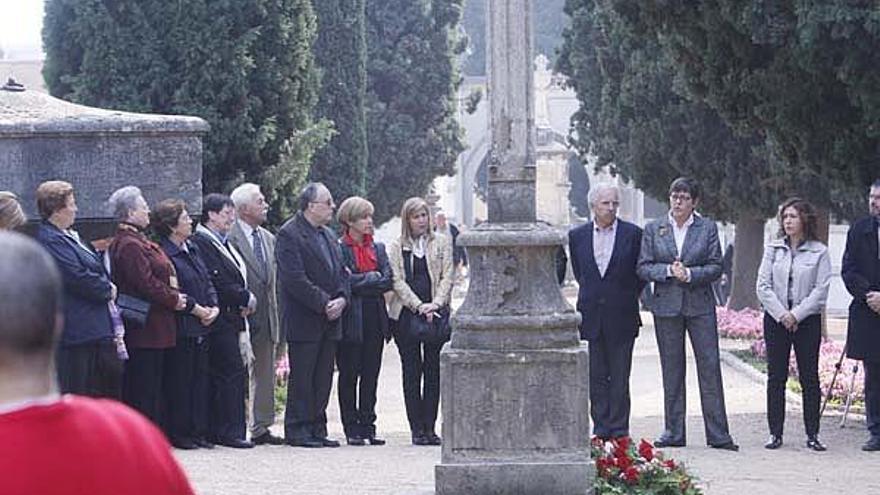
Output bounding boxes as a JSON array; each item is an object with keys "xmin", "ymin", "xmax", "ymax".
[{"xmin": 388, "ymin": 197, "xmax": 454, "ymax": 445}]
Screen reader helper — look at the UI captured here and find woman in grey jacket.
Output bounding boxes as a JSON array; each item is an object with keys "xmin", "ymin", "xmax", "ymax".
[{"xmin": 756, "ymin": 198, "xmax": 831, "ymax": 451}]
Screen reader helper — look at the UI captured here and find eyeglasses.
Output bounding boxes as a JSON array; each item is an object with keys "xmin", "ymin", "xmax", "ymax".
[{"xmin": 670, "ymin": 194, "xmax": 693, "ymax": 203}]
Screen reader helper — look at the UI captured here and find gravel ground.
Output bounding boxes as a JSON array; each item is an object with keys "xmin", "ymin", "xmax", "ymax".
[{"xmin": 175, "ymin": 311, "xmax": 878, "ymax": 495}]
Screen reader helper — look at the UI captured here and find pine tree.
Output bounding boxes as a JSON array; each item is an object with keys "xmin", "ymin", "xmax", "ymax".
[
  {"xmin": 308, "ymin": 0, "xmax": 369, "ymax": 203},
  {"xmin": 42, "ymin": 0, "xmax": 325, "ymax": 220},
  {"xmin": 364, "ymin": 0, "xmax": 466, "ymax": 224}
]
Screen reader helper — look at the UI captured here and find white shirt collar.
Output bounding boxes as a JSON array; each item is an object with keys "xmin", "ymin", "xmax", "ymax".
[{"xmin": 594, "ymin": 218, "xmax": 618, "ymax": 233}]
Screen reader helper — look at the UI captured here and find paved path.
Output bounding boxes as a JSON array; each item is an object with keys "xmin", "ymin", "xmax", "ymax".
[{"xmin": 175, "ymin": 312, "xmax": 878, "ymax": 494}]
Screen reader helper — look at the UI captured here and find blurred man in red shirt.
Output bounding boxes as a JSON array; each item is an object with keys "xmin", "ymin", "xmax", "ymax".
[{"xmin": 0, "ymin": 231, "xmax": 194, "ymax": 495}]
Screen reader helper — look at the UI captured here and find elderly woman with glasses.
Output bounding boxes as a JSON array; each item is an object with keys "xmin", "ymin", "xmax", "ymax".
[{"xmin": 107, "ymin": 186, "xmax": 187, "ymax": 426}]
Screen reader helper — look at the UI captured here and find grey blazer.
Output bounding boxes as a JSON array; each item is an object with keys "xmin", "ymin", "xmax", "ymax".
[
  {"xmin": 229, "ymin": 221, "xmax": 280, "ymax": 343},
  {"xmin": 756, "ymin": 239, "xmax": 831, "ymax": 323},
  {"xmin": 637, "ymin": 214, "xmax": 722, "ymax": 318}
]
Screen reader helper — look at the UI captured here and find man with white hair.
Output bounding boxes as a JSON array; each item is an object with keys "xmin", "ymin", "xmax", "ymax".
[
  {"xmin": 568, "ymin": 183, "xmax": 644, "ymax": 440},
  {"xmin": 228, "ymin": 183, "xmax": 283, "ymax": 445}
]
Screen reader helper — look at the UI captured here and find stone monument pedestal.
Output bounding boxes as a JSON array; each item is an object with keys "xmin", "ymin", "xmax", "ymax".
[{"xmin": 435, "ymin": 224, "xmax": 593, "ymax": 495}]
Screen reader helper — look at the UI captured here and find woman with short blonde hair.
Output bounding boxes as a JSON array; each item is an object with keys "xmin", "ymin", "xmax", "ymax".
[
  {"xmin": 334, "ymin": 196, "xmax": 393, "ymax": 445},
  {"xmin": 387, "ymin": 196, "xmax": 453, "ymax": 445}
]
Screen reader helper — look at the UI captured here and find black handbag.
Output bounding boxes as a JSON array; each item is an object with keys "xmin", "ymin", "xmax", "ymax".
[
  {"xmin": 116, "ymin": 293, "xmax": 151, "ymax": 327},
  {"xmin": 402, "ymin": 250, "xmax": 451, "ymax": 344}
]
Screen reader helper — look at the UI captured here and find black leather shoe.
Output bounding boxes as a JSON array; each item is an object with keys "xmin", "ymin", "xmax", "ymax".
[
  {"xmin": 171, "ymin": 437, "xmax": 198, "ymax": 450},
  {"xmin": 710, "ymin": 441, "xmax": 740, "ymax": 452},
  {"xmin": 194, "ymin": 438, "xmax": 215, "ymax": 449},
  {"xmin": 862, "ymin": 437, "xmax": 880, "ymax": 452},
  {"xmin": 252, "ymin": 432, "xmax": 285, "ymax": 446},
  {"xmin": 412, "ymin": 433, "xmax": 431, "ymax": 446},
  {"xmin": 806, "ymin": 436, "xmax": 826, "ymax": 452},
  {"xmin": 286, "ymin": 437, "xmax": 324, "ymax": 448},
  {"xmin": 366, "ymin": 435, "xmax": 386, "ymax": 446},
  {"xmin": 217, "ymin": 438, "xmax": 255, "ymax": 449},
  {"xmin": 317, "ymin": 437, "xmax": 340, "ymax": 448},
  {"xmin": 653, "ymin": 438, "xmax": 685, "ymax": 448},
  {"xmin": 347, "ymin": 436, "xmax": 366, "ymax": 446},
  {"xmin": 764, "ymin": 435, "xmax": 783, "ymax": 450},
  {"xmin": 425, "ymin": 432, "xmax": 442, "ymax": 446}
]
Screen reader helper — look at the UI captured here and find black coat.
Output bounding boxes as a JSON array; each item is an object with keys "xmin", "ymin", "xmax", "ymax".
[
  {"xmin": 161, "ymin": 237, "xmax": 218, "ymax": 338},
  {"xmin": 569, "ymin": 220, "xmax": 644, "ymax": 342},
  {"xmin": 842, "ymin": 216, "xmax": 880, "ymax": 361},
  {"xmin": 339, "ymin": 240, "xmax": 393, "ymax": 343},
  {"xmin": 276, "ymin": 213, "xmax": 349, "ymax": 343},
  {"xmin": 36, "ymin": 221, "xmax": 114, "ymax": 346},
  {"xmin": 191, "ymin": 227, "xmax": 250, "ymax": 335}
]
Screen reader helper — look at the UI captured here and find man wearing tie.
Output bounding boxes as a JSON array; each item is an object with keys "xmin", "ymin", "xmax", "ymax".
[
  {"xmin": 569, "ymin": 183, "xmax": 643, "ymax": 440},
  {"xmin": 229, "ymin": 183, "xmax": 283, "ymax": 446},
  {"xmin": 192, "ymin": 194, "xmax": 257, "ymax": 448},
  {"xmin": 276, "ymin": 183, "xmax": 348, "ymax": 448},
  {"xmin": 637, "ymin": 177, "xmax": 738, "ymax": 451}
]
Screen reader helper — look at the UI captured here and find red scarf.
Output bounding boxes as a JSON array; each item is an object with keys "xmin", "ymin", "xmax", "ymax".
[{"xmin": 343, "ymin": 233, "xmax": 378, "ymax": 272}]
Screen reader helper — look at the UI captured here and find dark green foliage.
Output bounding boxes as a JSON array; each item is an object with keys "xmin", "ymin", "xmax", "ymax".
[
  {"xmin": 42, "ymin": 0, "xmax": 325, "ymax": 221},
  {"xmin": 461, "ymin": 0, "xmax": 569, "ymax": 76},
  {"xmin": 309, "ymin": 0, "xmax": 369, "ymax": 203},
  {"xmin": 628, "ymin": 0, "xmax": 880, "ymax": 220},
  {"xmin": 364, "ymin": 0, "xmax": 466, "ymax": 224},
  {"xmin": 556, "ymin": 0, "xmax": 782, "ymax": 223}
]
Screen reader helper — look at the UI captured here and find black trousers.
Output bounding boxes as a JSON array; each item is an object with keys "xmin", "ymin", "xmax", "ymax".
[
  {"xmin": 208, "ymin": 328, "xmax": 247, "ymax": 442},
  {"xmin": 123, "ymin": 347, "xmax": 166, "ymax": 427},
  {"xmin": 395, "ymin": 334, "xmax": 443, "ymax": 435},
  {"xmin": 285, "ymin": 337, "xmax": 337, "ymax": 441},
  {"xmin": 165, "ymin": 335, "xmax": 211, "ymax": 442},
  {"xmin": 764, "ymin": 312, "xmax": 821, "ymax": 437},
  {"xmin": 588, "ymin": 334, "xmax": 635, "ymax": 438},
  {"xmin": 865, "ymin": 359, "xmax": 880, "ymax": 439},
  {"xmin": 56, "ymin": 339, "xmax": 123, "ymax": 400},
  {"xmin": 337, "ymin": 329, "xmax": 385, "ymax": 438}
]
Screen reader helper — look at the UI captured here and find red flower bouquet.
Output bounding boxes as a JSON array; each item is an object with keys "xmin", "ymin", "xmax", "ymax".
[{"xmin": 592, "ymin": 436, "xmax": 702, "ymax": 494}]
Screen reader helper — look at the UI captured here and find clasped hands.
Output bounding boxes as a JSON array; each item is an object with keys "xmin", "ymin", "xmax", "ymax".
[
  {"xmin": 418, "ymin": 302, "xmax": 441, "ymax": 322},
  {"xmin": 780, "ymin": 311, "xmax": 798, "ymax": 332},
  {"xmin": 670, "ymin": 259, "xmax": 689, "ymax": 283}
]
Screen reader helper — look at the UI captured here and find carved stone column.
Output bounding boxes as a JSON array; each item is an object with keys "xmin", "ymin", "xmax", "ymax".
[{"xmin": 434, "ymin": 0, "xmax": 593, "ymax": 493}]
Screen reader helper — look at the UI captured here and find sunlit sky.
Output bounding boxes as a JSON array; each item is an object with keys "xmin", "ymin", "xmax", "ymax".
[{"xmin": 0, "ymin": 0, "xmax": 45, "ymax": 59}]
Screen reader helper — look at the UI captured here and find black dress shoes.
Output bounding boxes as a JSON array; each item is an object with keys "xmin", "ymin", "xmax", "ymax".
[
  {"xmin": 710, "ymin": 441, "xmax": 740, "ymax": 452},
  {"xmin": 366, "ymin": 435, "xmax": 386, "ymax": 446},
  {"xmin": 412, "ymin": 433, "xmax": 431, "ymax": 446},
  {"xmin": 806, "ymin": 436, "xmax": 826, "ymax": 452},
  {"xmin": 194, "ymin": 438, "xmax": 215, "ymax": 449},
  {"xmin": 653, "ymin": 438, "xmax": 685, "ymax": 448},
  {"xmin": 764, "ymin": 435, "xmax": 783, "ymax": 450},
  {"xmin": 252, "ymin": 432, "xmax": 285, "ymax": 446},
  {"xmin": 171, "ymin": 437, "xmax": 199, "ymax": 450},
  {"xmin": 286, "ymin": 437, "xmax": 324, "ymax": 448},
  {"xmin": 425, "ymin": 432, "xmax": 442, "ymax": 446},
  {"xmin": 216, "ymin": 438, "xmax": 255, "ymax": 449},
  {"xmin": 317, "ymin": 437, "xmax": 340, "ymax": 448},
  {"xmin": 862, "ymin": 437, "xmax": 880, "ymax": 452},
  {"xmin": 347, "ymin": 436, "xmax": 366, "ymax": 446}
]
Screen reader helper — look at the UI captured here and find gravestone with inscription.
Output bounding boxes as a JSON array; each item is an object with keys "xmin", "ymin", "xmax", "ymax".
[{"xmin": 0, "ymin": 81, "xmax": 207, "ymax": 240}]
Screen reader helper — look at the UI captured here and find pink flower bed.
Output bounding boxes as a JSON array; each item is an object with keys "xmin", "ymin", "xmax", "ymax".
[
  {"xmin": 726, "ymin": 307, "xmax": 865, "ymax": 403},
  {"xmin": 716, "ymin": 306, "xmax": 763, "ymax": 339}
]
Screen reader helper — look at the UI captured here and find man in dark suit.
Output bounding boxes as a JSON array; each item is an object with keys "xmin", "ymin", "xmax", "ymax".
[
  {"xmin": 229, "ymin": 183, "xmax": 283, "ymax": 446},
  {"xmin": 842, "ymin": 178, "xmax": 880, "ymax": 451},
  {"xmin": 637, "ymin": 177, "xmax": 738, "ymax": 451},
  {"xmin": 276, "ymin": 182, "xmax": 348, "ymax": 448},
  {"xmin": 569, "ymin": 184, "xmax": 643, "ymax": 439},
  {"xmin": 192, "ymin": 194, "xmax": 257, "ymax": 449}
]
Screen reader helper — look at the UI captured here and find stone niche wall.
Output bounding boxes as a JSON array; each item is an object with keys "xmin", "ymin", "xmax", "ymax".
[{"xmin": 0, "ymin": 88, "xmax": 207, "ymax": 240}]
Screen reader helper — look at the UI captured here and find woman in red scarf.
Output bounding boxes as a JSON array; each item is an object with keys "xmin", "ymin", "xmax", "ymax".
[{"xmin": 336, "ymin": 196, "xmax": 393, "ymax": 445}]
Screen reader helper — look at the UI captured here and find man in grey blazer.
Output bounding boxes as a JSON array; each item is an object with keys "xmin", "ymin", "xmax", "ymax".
[
  {"xmin": 229, "ymin": 183, "xmax": 283, "ymax": 445},
  {"xmin": 637, "ymin": 177, "xmax": 738, "ymax": 451}
]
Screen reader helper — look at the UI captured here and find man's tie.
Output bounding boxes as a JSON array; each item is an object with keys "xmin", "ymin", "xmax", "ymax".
[{"xmin": 252, "ymin": 229, "xmax": 267, "ymax": 273}]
